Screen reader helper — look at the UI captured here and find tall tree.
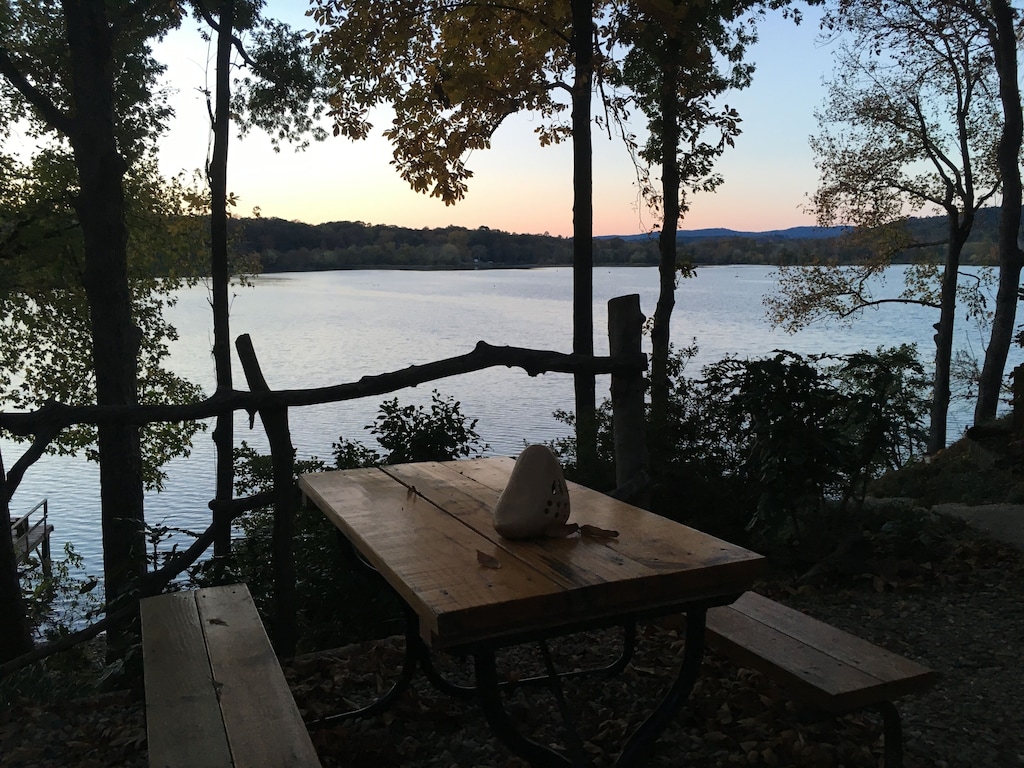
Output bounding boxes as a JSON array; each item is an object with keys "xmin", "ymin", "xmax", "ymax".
[
  {"xmin": 204, "ymin": 0, "xmax": 237, "ymax": 557},
  {"xmin": 613, "ymin": 0, "xmax": 756, "ymax": 425},
  {"xmin": 310, "ymin": 0, "xmax": 615, "ymax": 477},
  {"xmin": 570, "ymin": 0, "xmax": 598, "ymax": 478},
  {"xmin": 766, "ymin": 0, "xmax": 1000, "ymax": 452},
  {"xmin": 188, "ymin": 1, "xmax": 327, "ymax": 553},
  {"xmin": 957, "ymin": 0, "xmax": 1023, "ymax": 424},
  {"xmin": 0, "ymin": 149, "xmax": 208, "ymax": 662},
  {"xmin": 0, "ymin": 2, "xmax": 184, "ymax": 656}
]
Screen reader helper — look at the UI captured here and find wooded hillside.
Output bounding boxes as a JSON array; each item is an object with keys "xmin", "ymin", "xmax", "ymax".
[{"xmin": 229, "ymin": 208, "xmax": 1009, "ymax": 271}]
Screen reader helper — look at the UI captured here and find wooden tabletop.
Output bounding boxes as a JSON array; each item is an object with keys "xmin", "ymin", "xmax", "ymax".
[{"xmin": 298, "ymin": 457, "xmax": 765, "ymax": 650}]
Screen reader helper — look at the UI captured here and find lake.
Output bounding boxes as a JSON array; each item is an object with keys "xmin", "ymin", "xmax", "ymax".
[{"xmin": 2, "ymin": 265, "xmax": 1015, "ymax": 578}]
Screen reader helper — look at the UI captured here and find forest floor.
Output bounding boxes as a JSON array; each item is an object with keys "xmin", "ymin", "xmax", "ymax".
[{"xmin": 1, "ymin": 422, "xmax": 1022, "ymax": 767}]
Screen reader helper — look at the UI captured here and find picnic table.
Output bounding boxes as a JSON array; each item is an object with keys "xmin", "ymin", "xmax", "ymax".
[{"xmin": 298, "ymin": 457, "xmax": 766, "ymax": 767}]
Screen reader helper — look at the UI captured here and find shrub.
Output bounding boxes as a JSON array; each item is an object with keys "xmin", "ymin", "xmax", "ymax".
[
  {"xmin": 553, "ymin": 345, "xmax": 929, "ymax": 558},
  {"xmin": 693, "ymin": 346, "xmax": 928, "ymax": 551},
  {"xmin": 191, "ymin": 390, "xmax": 487, "ymax": 650},
  {"xmin": 335, "ymin": 389, "xmax": 488, "ymax": 465}
]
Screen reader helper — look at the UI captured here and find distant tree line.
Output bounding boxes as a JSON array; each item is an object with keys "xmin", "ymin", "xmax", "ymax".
[{"xmin": 228, "ymin": 209, "xmax": 1010, "ymax": 273}]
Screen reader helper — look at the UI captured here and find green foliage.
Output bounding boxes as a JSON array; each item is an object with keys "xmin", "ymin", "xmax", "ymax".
[
  {"xmin": 2, "ymin": 545, "xmax": 130, "ymax": 707},
  {"xmin": 700, "ymin": 347, "xmax": 928, "ymax": 546},
  {"xmin": 611, "ymin": 0, "xmax": 757, "ymax": 221},
  {"xmin": 194, "ymin": 391, "xmax": 487, "ymax": 648},
  {"xmin": 228, "ymin": 18, "xmax": 330, "ymax": 151},
  {"xmin": 825, "ymin": 345, "xmax": 930, "ymax": 473},
  {"xmin": 232, "ymin": 213, "xmax": 1009, "ymax": 273},
  {"xmin": 0, "ymin": 154, "xmax": 210, "ymax": 489},
  {"xmin": 358, "ymin": 389, "xmax": 488, "ymax": 465},
  {"xmin": 330, "ymin": 439, "xmax": 382, "ymax": 470},
  {"xmin": 310, "ymin": 0, "xmax": 572, "ymax": 204},
  {"xmin": 0, "ymin": 0, "xmax": 181, "ymax": 153},
  {"xmin": 19, "ymin": 542, "xmax": 102, "ymax": 642},
  {"xmin": 552, "ymin": 345, "xmax": 929, "ymax": 554}
]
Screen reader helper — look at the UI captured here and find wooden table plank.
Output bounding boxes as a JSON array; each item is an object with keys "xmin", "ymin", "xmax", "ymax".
[
  {"xmin": 381, "ymin": 461, "xmax": 643, "ymax": 585},
  {"xmin": 299, "ymin": 468, "xmax": 568, "ymax": 646},
  {"xmin": 196, "ymin": 585, "xmax": 321, "ymax": 767},
  {"xmin": 386, "ymin": 461, "xmax": 765, "ymax": 605},
  {"xmin": 300, "ymin": 459, "xmax": 765, "ymax": 649},
  {"xmin": 141, "ymin": 592, "xmax": 234, "ymax": 768}
]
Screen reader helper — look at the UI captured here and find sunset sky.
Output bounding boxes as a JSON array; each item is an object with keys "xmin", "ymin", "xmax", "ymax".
[{"xmin": 156, "ymin": 6, "xmax": 837, "ymax": 237}]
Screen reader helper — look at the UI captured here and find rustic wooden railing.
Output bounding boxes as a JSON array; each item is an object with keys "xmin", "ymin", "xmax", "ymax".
[{"xmin": 0, "ymin": 294, "xmax": 648, "ymax": 671}]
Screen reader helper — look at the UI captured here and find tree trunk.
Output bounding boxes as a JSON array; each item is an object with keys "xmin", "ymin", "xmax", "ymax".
[
  {"xmin": 64, "ymin": 0, "xmax": 145, "ymax": 657},
  {"xmin": 0, "ymin": 450, "xmax": 33, "ymax": 663},
  {"xmin": 976, "ymin": 0, "xmax": 1024, "ymax": 424},
  {"xmin": 571, "ymin": 0, "xmax": 597, "ymax": 481},
  {"xmin": 928, "ymin": 208, "xmax": 969, "ymax": 454},
  {"xmin": 210, "ymin": 1, "xmax": 235, "ymax": 556},
  {"xmin": 651, "ymin": 34, "xmax": 682, "ymax": 428}
]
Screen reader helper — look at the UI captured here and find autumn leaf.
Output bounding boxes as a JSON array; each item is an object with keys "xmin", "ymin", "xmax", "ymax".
[
  {"xmin": 581, "ymin": 524, "xmax": 619, "ymax": 539},
  {"xmin": 545, "ymin": 522, "xmax": 580, "ymax": 538},
  {"xmin": 476, "ymin": 550, "xmax": 501, "ymax": 569}
]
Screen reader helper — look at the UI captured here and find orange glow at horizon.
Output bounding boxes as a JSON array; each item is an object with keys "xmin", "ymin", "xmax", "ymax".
[{"xmin": 156, "ymin": 8, "xmax": 828, "ymax": 238}]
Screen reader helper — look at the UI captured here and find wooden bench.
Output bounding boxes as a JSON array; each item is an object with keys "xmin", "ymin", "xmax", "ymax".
[
  {"xmin": 141, "ymin": 584, "xmax": 321, "ymax": 768},
  {"xmin": 706, "ymin": 591, "xmax": 935, "ymax": 768}
]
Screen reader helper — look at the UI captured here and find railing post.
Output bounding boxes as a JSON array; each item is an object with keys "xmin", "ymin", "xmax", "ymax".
[
  {"xmin": 1013, "ymin": 363, "xmax": 1024, "ymax": 435},
  {"xmin": 41, "ymin": 499, "xmax": 51, "ymax": 578},
  {"xmin": 608, "ymin": 295, "xmax": 649, "ymax": 509},
  {"xmin": 236, "ymin": 334, "xmax": 298, "ymax": 658}
]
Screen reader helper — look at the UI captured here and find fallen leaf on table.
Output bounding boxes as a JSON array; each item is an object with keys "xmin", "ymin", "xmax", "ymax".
[
  {"xmin": 545, "ymin": 523, "xmax": 580, "ymax": 538},
  {"xmin": 477, "ymin": 550, "xmax": 502, "ymax": 569},
  {"xmin": 581, "ymin": 524, "xmax": 619, "ymax": 539}
]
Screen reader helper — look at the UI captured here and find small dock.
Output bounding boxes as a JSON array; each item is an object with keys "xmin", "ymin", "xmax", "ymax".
[{"xmin": 10, "ymin": 499, "xmax": 53, "ymax": 567}]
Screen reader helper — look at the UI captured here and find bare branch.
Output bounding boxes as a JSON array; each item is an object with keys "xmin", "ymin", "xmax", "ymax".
[
  {"xmin": 0, "ymin": 339, "xmax": 645, "ymax": 436},
  {"xmin": 0, "ymin": 47, "xmax": 74, "ymax": 136}
]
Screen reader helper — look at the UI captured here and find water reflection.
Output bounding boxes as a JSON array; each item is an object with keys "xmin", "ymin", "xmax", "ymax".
[{"xmin": 2, "ymin": 265, "xmax": 1009, "ymax": 577}]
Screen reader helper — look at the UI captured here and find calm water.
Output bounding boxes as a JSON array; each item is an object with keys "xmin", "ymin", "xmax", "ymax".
[{"xmin": 2, "ymin": 265, "xmax": 1014, "ymax": 577}]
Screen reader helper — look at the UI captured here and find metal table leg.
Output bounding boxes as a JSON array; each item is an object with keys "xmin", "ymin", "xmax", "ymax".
[
  {"xmin": 310, "ymin": 603, "xmax": 425, "ymax": 728},
  {"xmin": 475, "ymin": 648, "xmax": 577, "ymax": 767},
  {"xmin": 472, "ymin": 610, "xmax": 708, "ymax": 768},
  {"xmin": 616, "ymin": 607, "xmax": 706, "ymax": 767}
]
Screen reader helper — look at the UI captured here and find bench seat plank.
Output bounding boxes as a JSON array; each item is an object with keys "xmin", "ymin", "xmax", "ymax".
[
  {"xmin": 142, "ymin": 585, "xmax": 321, "ymax": 768},
  {"xmin": 706, "ymin": 591, "xmax": 935, "ymax": 712},
  {"xmin": 196, "ymin": 585, "xmax": 321, "ymax": 768},
  {"xmin": 142, "ymin": 591, "xmax": 234, "ymax": 768}
]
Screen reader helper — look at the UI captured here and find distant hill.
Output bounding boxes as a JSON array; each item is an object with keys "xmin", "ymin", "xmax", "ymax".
[
  {"xmin": 225, "ymin": 209, "xmax": 1008, "ymax": 272},
  {"xmin": 601, "ymin": 225, "xmax": 851, "ymax": 242}
]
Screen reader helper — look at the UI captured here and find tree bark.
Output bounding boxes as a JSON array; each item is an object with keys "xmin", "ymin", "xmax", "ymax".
[
  {"xmin": 0, "ymin": 449, "xmax": 33, "ymax": 663},
  {"xmin": 63, "ymin": 0, "xmax": 146, "ymax": 657},
  {"xmin": 0, "ymin": 339, "xmax": 645, "ymax": 441},
  {"xmin": 651, "ymin": 33, "xmax": 682, "ymax": 428},
  {"xmin": 571, "ymin": 0, "xmax": 597, "ymax": 481},
  {"xmin": 609, "ymin": 295, "xmax": 649, "ymax": 508},
  {"xmin": 975, "ymin": 0, "xmax": 1024, "ymax": 424},
  {"xmin": 236, "ymin": 335, "xmax": 297, "ymax": 657},
  {"xmin": 210, "ymin": 1, "xmax": 235, "ymax": 556},
  {"xmin": 928, "ymin": 208, "xmax": 970, "ymax": 453}
]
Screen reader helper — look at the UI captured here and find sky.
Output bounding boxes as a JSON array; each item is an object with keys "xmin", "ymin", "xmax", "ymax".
[{"xmin": 155, "ymin": 5, "xmax": 838, "ymax": 238}]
